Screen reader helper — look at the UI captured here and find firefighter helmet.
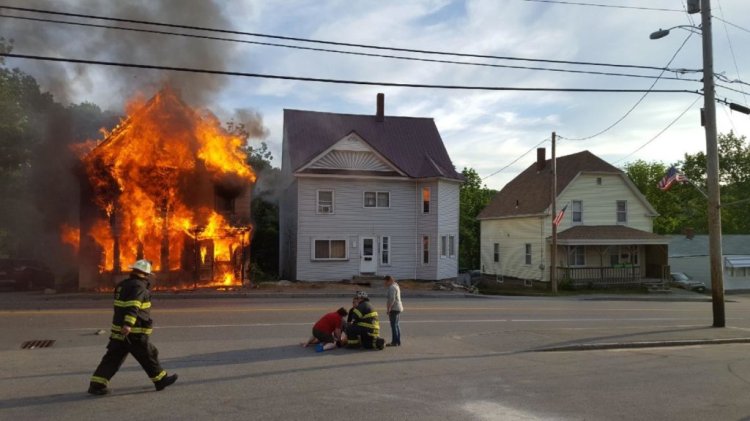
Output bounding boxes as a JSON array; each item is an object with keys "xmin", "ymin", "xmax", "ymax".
[
  {"xmin": 355, "ymin": 290, "xmax": 368, "ymax": 299},
  {"xmin": 129, "ymin": 259, "xmax": 153, "ymax": 275}
]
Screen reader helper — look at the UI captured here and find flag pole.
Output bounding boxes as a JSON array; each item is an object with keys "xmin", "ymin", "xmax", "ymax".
[{"xmin": 550, "ymin": 132, "xmax": 558, "ymax": 294}]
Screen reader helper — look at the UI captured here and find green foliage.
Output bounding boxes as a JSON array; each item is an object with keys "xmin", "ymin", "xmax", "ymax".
[
  {"xmin": 624, "ymin": 131, "xmax": 750, "ymax": 235},
  {"xmin": 459, "ymin": 167, "xmax": 496, "ymax": 270}
]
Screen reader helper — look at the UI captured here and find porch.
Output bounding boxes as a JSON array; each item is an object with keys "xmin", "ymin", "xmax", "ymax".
[{"xmin": 556, "ymin": 265, "xmax": 669, "ymax": 288}]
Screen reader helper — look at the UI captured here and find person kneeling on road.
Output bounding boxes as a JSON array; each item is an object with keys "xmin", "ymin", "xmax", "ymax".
[
  {"xmin": 343, "ymin": 291, "xmax": 385, "ymax": 350},
  {"xmin": 302, "ymin": 307, "xmax": 348, "ymax": 351}
]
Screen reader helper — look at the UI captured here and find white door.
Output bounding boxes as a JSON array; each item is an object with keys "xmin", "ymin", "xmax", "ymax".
[{"xmin": 360, "ymin": 237, "xmax": 377, "ymax": 274}]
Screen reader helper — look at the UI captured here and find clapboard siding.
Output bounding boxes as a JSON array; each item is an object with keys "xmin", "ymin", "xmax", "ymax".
[
  {"xmin": 295, "ymin": 177, "xmax": 420, "ymax": 281},
  {"xmin": 437, "ymin": 180, "xmax": 460, "ymax": 280},
  {"xmin": 481, "ymin": 216, "xmax": 546, "ymax": 281}
]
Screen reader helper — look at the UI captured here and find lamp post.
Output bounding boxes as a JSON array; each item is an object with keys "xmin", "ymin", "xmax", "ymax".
[{"xmin": 651, "ymin": 0, "xmax": 725, "ymax": 327}]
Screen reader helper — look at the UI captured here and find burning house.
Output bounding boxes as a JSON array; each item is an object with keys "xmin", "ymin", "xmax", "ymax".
[{"xmin": 72, "ymin": 88, "xmax": 255, "ymax": 290}]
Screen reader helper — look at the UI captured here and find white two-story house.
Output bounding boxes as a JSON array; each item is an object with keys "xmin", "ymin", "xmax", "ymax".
[
  {"xmin": 279, "ymin": 94, "xmax": 463, "ymax": 282},
  {"xmin": 478, "ymin": 150, "xmax": 669, "ymax": 287}
]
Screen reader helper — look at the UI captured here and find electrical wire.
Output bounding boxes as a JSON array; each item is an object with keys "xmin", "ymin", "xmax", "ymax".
[
  {"xmin": 612, "ymin": 96, "xmax": 701, "ymax": 165},
  {"xmin": 0, "ymin": 4, "xmax": 687, "ymax": 72},
  {"xmin": 481, "ymin": 138, "xmax": 549, "ymax": 180},
  {"xmin": 712, "ymin": 15, "xmax": 750, "ymax": 35},
  {"xmin": 522, "ymin": 0, "xmax": 683, "ymax": 12},
  {"xmin": 559, "ymin": 32, "xmax": 695, "ymax": 141},
  {"xmin": 0, "ymin": 13, "xmax": 704, "ymax": 83},
  {"xmin": 0, "ymin": 52, "xmax": 703, "ymax": 94},
  {"xmin": 715, "ymin": 0, "xmax": 747, "ymax": 104}
]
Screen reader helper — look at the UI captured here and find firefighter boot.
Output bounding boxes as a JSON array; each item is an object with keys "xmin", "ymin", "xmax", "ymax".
[
  {"xmin": 88, "ymin": 384, "xmax": 111, "ymax": 396},
  {"xmin": 155, "ymin": 373, "xmax": 178, "ymax": 391},
  {"xmin": 376, "ymin": 337, "xmax": 385, "ymax": 350}
]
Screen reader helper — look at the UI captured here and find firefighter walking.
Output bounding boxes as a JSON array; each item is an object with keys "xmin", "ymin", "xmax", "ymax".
[{"xmin": 88, "ymin": 259, "xmax": 178, "ymax": 395}]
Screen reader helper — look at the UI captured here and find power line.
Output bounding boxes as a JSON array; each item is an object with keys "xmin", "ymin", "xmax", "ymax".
[
  {"xmin": 559, "ymin": 32, "xmax": 695, "ymax": 141},
  {"xmin": 712, "ymin": 15, "xmax": 750, "ymax": 35},
  {"xmin": 522, "ymin": 0, "xmax": 683, "ymax": 12},
  {"xmin": 0, "ymin": 52, "xmax": 702, "ymax": 94},
  {"xmin": 612, "ymin": 96, "xmax": 701, "ymax": 165},
  {"xmin": 0, "ymin": 13, "xmax": 704, "ymax": 83},
  {"xmin": 715, "ymin": 0, "xmax": 747, "ymax": 104},
  {"xmin": 481, "ymin": 138, "xmax": 549, "ymax": 180},
  {"xmin": 0, "ymin": 4, "xmax": 685, "ymax": 72}
]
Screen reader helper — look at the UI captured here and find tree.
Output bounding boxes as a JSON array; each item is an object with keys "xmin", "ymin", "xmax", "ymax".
[
  {"xmin": 682, "ymin": 131, "xmax": 750, "ymax": 234},
  {"xmin": 459, "ymin": 167, "xmax": 496, "ymax": 270},
  {"xmin": 227, "ymin": 120, "xmax": 280, "ymax": 281}
]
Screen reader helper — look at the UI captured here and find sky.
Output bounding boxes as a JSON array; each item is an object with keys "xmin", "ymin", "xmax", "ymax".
[{"xmin": 2, "ymin": 0, "xmax": 749, "ymax": 191}]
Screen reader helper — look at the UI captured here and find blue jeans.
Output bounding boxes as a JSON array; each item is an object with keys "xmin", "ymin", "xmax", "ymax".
[{"xmin": 388, "ymin": 311, "xmax": 401, "ymax": 345}]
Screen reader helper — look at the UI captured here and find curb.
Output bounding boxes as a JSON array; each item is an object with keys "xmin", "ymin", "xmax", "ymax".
[{"xmin": 532, "ymin": 337, "xmax": 750, "ymax": 352}]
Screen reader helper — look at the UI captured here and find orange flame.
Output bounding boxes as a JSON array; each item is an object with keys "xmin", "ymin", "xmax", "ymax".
[
  {"xmin": 69, "ymin": 88, "xmax": 254, "ymax": 288},
  {"xmin": 60, "ymin": 224, "xmax": 80, "ymax": 254}
]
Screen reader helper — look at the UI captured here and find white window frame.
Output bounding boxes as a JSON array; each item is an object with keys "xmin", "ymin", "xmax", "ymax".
[
  {"xmin": 572, "ymin": 200, "xmax": 583, "ymax": 224},
  {"xmin": 364, "ymin": 191, "xmax": 390, "ymax": 208},
  {"xmin": 422, "ymin": 187, "xmax": 431, "ymax": 214},
  {"xmin": 380, "ymin": 236, "xmax": 391, "ymax": 266},
  {"xmin": 440, "ymin": 235, "xmax": 447, "ymax": 258},
  {"xmin": 525, "ymin": 243, "xmax": 532, "ymax": 265},
  {"xmin": 616, "ymin": 200, "xmax": 627, "ymax": 224},
  {"xmin": 422, "ymin": 235, "xmax": 430, "ymax": 265},
  {"xmin": 311, "ymin": 238, "xmax": 348, "ymax": 261},
  {"xmin": 449, "ymin": 235, "xmax": 455, "ymax": 258},
  {"xmin": 317, "ymin": 189, "xmax": 334, "ymax": 214},
  {"xmin": 569, "ymin": 245, "xmax": 585, "ymax": 267}
]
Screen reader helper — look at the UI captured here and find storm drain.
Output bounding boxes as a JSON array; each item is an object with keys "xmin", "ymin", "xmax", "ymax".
[{"xmin": 21, "ymin": 340, "xmax": 55, "ymax": 349}]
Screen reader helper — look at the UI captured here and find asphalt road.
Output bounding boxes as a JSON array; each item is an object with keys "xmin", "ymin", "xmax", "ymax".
[{"xmin": 2, "ymin": 293, "xmax": 750, "ymax": 420}]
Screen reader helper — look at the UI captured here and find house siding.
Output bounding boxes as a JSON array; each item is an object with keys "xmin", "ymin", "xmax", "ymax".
[
  {"xmin": 481, "ymin": 216, "xmax": 546, "ymax": 281},
  {"xmin": 416, "ymin": 181, "xmax": 438, "ymax": 280},
  {"xmin": 437, "ymin": 180, "xmax": 460, "ymax": 280},
  {"xmin": 295, "ymin": 177, "xmax": 419, "ymax": 281},
  {"xmin": 556, "ymin": 174, "xmax": 653, "ymax": 231}
]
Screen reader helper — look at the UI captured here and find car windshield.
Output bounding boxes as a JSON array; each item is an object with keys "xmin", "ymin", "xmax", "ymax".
[{"xmin": 672, "ymin": 273, "xmax": 689, "ymax": 282}]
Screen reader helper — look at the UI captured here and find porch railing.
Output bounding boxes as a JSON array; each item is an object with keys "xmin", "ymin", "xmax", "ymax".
[{"xmin": 557, "ymin": 265, "xmax": 657, "ymax": 288}]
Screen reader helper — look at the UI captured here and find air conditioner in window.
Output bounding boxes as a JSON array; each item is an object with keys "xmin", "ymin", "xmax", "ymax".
[{"xmin": 319, "ymin": 205, "xmax": 331, "ymax": 213}]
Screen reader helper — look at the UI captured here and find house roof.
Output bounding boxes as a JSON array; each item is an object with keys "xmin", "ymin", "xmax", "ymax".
[
  {"xmin": 554, "ymin": 225, "xmax": 669, "ymax": 245},
  {"xmin": 668, "ymin": 235, "xmax": 750, "ymax": 257},
  {"xmin": 283, "ymin": 109, "xmax": 462, "ymax": 180},
  {"xmin": 478, "ymin": 150, "xmax": 622, "ymax": 219}
]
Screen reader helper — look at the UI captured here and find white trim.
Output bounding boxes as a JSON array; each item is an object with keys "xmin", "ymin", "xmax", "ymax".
[
  {"xmin": 297, "ymin": 132, "xmax": 407, "ymax": 176},
  {"xmin": 422, "ymin": 235, "xmax": 430, "ymax": 265},
  {"xmin": 311, "ymin": 238, "xmax": 349, "ymax": 261},
  {"xmin": 422, "ymin": 186, "xmax": 431, "ymax": 214},
  {"xmin": 316, "ymin": 189, "xmax": 334, "ymax": 214},
  {"xmin": 449, "ymin": 235, "xmax": 455, "ymax": 258},
  {"xmin": 616, "ymin": 200, "xmax": 628, "ymax": 224},
  {"xmin": 380, "ymin": 235, "xmax": 391, "ymax": 266},
  {"xmin": 363, "ymin": 191, "xmax": 391, "ymax": 208}
]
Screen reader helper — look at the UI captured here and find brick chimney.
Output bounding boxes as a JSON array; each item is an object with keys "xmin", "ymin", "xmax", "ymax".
[
  {"xmin": 376, "ymin": 93, "xmax": 384, "ymax": 122},
  {"xmin": 536, "ymin": 148, "xmax": 546, "ymax": 171},
  {"xmin": 684, "ymin": 227, "xmax": 695, "ymax": 240}
]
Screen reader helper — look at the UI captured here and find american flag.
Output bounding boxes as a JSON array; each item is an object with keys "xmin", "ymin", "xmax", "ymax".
[
  {"xmin": 657, "ymin": 166, "xmax": 688, "ymax": 191},
  {"xmin": 553, "ymin": 204, "xmax": 567, "ymax": 227}
]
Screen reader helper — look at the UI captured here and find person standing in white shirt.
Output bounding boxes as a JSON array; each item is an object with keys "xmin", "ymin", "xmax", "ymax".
[{"xmin": 384, "ymin": 275, "xmax": 403, "ymax": 346}]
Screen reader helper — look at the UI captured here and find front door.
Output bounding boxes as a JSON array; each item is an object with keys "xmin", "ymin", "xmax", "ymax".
[{"xmin": 360, "ymin": 237, "xmax": 377, "ymax": 274}]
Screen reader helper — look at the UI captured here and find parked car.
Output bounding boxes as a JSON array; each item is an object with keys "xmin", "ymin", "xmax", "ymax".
[
  {"xmin": 0, "ymin": 259, "xmax": 55, "ymax": 291},
  {"xmin": 670, "ymin": 272, "xmax": 706, "ymax": 293}
]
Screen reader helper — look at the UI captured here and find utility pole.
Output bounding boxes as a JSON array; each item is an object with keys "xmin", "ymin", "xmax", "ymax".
[
  {"xmin": 701, "ymin": 0, "xmax": 725, "ymax": 327},
  {"xmin": 550, "ymin": 132, "xmax": 558, "ymax": 294}
]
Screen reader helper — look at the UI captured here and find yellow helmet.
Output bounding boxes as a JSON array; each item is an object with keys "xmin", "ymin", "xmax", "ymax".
[{"xmin": 128, "ymin": 259, "xmax": 152, "ymax": 275}]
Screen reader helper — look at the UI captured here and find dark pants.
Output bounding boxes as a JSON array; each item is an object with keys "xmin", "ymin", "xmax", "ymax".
[
  {"xmin": 345, "ymin": 324, "xmax": 376, "ymax": 349},
  {"xmin": 90, "ymin": 334, "xmax": 165, "ymax": 387},
  {"xmin": 389, "ymin": 311, "xmax": 401, "ymax": 345}
]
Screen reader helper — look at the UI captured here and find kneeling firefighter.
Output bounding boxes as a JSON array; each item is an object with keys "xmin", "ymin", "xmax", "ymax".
[{"xmin": 345, "ymin": 291, "xmax": 385, "ymax": 350}]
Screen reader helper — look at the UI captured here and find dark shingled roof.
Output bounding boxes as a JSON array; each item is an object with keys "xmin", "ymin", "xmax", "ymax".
[
  {"xmin": 556, "ymin": 225, "xmax": 668, "ymax": 243},
  {"xmin": 284, "ymin": 109, "xmax": 462, "ymax": 180},
  {"xmin": 477, "ymin": 150, "xmax": 621, "ymax": 219}
]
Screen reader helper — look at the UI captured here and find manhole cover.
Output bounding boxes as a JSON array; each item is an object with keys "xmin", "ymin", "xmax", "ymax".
[{"xmin": 21, "ymin": 340, "xmax": 55, "ymax": 349}]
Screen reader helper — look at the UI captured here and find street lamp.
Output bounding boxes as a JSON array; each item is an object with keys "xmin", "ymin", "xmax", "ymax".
[
  {"xmin": 649, "ymin": 25, "xmax": 702, "ymax": 40},
  {"xmin": 651, "ymin": 0, "xmax": 725, "ymax": 327}
]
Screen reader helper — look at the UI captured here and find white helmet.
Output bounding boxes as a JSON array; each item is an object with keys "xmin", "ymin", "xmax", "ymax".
[{"xmin": 129, "ymin": 259, "xmax": 152, "ymax": 275}]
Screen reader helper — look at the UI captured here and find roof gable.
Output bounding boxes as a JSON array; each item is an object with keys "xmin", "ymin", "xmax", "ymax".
[
  {"xmin": 478, "ymin": 150, "xmax": 622, "ymax": 219},
  {"xmin": 300, "ymin": 132, "xmax": 404, "ymax": 175},
  {"xmin": 283, "ymin": 109, "xmax": 461, "ymax": 180}
]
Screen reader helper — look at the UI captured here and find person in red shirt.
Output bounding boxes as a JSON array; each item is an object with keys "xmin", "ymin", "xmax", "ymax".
[{"xmin": 301, "ymin": 307, "xmax": 348, "ymax": 350}]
